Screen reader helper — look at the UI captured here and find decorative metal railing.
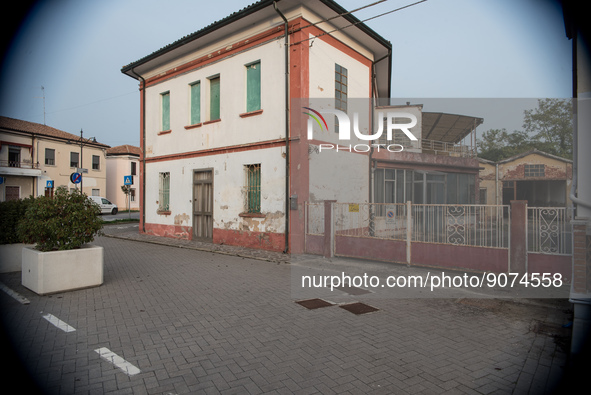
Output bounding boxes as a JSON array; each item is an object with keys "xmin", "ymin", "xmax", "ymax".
[
  {"xmin": 328, "ymin": 202, "xmax": 509, "ymax": 248},
  {"xmin": 528, "ymin": 207, "xmax": 574, "ymax": 255}
]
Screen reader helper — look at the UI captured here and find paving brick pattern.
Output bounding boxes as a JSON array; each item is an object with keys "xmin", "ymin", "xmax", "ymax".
[{"xmin": 0, "ymin": 225, "xmax": 577, "ymax": 394}]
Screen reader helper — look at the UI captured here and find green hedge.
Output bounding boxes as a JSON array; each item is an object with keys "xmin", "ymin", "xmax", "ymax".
[
  {"xmin": 0, "ymin": 197, "xmax": 34, "ymax": 244},
  {"xmin": 17, "ymin": 187, "xmax": 103, "ymax": 251}
]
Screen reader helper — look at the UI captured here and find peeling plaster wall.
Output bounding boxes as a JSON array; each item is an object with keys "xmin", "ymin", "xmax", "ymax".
[
  {"xmin": 478, "ymin": 161, "xmax": 497, "ymax": 205},
  {"xmin": 478, "ymin": 153, "xmax": 572, "ymax": 207},
  {"xmin": 144, "ymin": 146, "xmax": 286, "ymax": 237}
]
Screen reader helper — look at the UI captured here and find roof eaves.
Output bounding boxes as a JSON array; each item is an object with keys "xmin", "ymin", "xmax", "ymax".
[
  {"xmin": 121, "ymin": 0, "xmax": 275, "ymax": 75},
  {"xmin": 497, "ymin": 148, "xmax": 572, "ymax": 164}
]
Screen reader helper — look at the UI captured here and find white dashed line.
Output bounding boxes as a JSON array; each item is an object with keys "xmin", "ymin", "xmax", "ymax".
[
  {"xmin": 0, "ymin": 282, "xmax": 30, "ymax": 304},
  {"xmin": 95, "ymin": 347, "xmax": 141, "ymax": 376},
  {"xmin": 42, "ymin": 313, "xmax": 76, "ymax": 332}
]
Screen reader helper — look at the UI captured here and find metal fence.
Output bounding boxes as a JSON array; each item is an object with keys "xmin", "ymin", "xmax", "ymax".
[
  {"xmin": 329, "ymin": 202, "xmax": 509, "ymax": 248},
  {"xmin": 411, "ymin": 204, "xmax": 509, "ymax": 248},
  {"xmin": 528, "ymin": 207, "xmax": 573, "ymax": 255}
]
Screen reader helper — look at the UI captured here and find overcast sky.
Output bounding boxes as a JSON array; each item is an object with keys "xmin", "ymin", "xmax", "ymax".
[{"xmin": 0, "ymin": 0, "xmax": 572, "ymax": 148}]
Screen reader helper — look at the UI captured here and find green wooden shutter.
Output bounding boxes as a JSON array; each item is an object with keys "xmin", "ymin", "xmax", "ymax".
[
  {"xmin": 190, "ymin": 82, "xmax": 201, "ymax": 125},
  {"xmin": 161, "ymin": 92, "xmax": 170, "ymax": 131},
  {"xmin": 246, "ymin": 62, "xmax": 261, "ymax": 112},
  {"xmin": 210, "ymin": 77, "xmax": 220, "ymax": 120},
  {"xmin": 246, "ymin": 164, "xmax": 261, "ymax": 213}
]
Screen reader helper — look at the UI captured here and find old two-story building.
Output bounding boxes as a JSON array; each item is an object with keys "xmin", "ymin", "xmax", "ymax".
[
  {"xmin": 0, "ymin": 116, "xmax": 109, "ymax": 201},
  {"xmin": 121, "ymin": 0, "xmax": 483, "ymax": 253},
  {"xmin": 106, "ymin": 145, "xmax": 141, "ymax": 211},
  {"xmin": 478, "ymin": 149, "xmax": 573, "ymax": 207}
]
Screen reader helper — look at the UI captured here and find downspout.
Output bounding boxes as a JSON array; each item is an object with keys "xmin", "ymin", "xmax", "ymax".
[
  {"xmin": 274, "ymin": 1, "xmax": 290, "ymax": 254},
  {"xmin": 369, "ymin": 49, "xmax": 391, "ymax": 204},
  {"xmin": 131, "ymin": 67, "xmax": 147, "ymax": 233},
  {"xmin": 569, "ymin": 31, "xmax": 591, "ymax": 211},
  {"xmin": 495, "ymin": 163, "xmax": 499, "ymax": 205}
]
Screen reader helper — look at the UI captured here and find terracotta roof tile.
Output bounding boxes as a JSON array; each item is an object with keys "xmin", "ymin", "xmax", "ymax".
[
  {"xmin": 0, "ymin": 116, "xmax": 110, "ymax": 148},
  {"xmin": 106, "ymin": 144, "xmax": 141, "ymax": 156}
]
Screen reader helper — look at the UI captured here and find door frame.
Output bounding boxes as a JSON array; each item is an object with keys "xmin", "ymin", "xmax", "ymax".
[{"xmin": 193, "ymin": 168, "xmax": 214, "ymax": 241}]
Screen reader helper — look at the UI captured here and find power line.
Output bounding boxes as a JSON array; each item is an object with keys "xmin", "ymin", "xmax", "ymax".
[
  {"xmin": 45, "ymin": 90, "xmax": 137, "ymax": 115},
  {"xmin": 290, "ymin": 0, "xmax": 428, "ymax": 46},
  {"xmin": 296, "ymin": 0, "xmax": 391, "ymax": 31}
]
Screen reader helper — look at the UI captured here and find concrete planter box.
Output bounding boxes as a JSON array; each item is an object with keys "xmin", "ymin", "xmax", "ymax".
[
  {"xmin": 0, "ymin": 243, "xmax": 34, "ymax": 273},
  {"xmin": 22, "ymin": 245, "xmax": 104, "ymax": 295}
]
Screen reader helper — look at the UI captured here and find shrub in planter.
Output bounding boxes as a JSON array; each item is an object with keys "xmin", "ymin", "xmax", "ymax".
[{"xmin": 17, "ymin": 187, "xmax": 103, "ymax": 251}]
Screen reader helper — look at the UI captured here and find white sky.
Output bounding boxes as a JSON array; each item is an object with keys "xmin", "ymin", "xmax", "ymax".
[{"xmin": 0, "ymin": 0, "xmax": 573, "ymax": 147}]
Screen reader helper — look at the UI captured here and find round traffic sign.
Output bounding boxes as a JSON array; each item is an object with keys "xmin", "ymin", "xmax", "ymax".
[{"xmin": 70, "ymin": 172, "xmax": 82, "ymax": 184}]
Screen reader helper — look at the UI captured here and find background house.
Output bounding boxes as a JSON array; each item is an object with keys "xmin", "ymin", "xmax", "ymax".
[
  {"xmin": 478, "ymin": 149, "xmax": 573, "ymax": 207},
  {"xmin": 0, "ymin": 116, "xmax": 109, "ymax": 201},
  {"xmin": 106, "ymin": 145, "xmax": 141, "ymax": 211}
]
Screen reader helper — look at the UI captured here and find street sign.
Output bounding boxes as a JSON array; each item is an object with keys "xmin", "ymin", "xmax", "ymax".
[
  {"xmin": 46, "ymin": 180, "xmax": 54, "ymax": 188},
  {"xmin": 0, "ymin": 177, "xmax": 4, "ymax": 185},
  {"xmin": 76, "ymin": 168, "xmax": 88, "ymax": 174},
  {"xmin": 348, "ymin": 203, "xmax": 359, "ymax": 213},
  {"xmin": 385, "ymin": 205, "xmax": 396, "ymax": 224},
  {"xmin": 124, "ymin": 175, "xmax": 133, "ymax": 185},
  {"xmin": 70, "ymin": 173, "xmax": 82, "ymax": 184}
]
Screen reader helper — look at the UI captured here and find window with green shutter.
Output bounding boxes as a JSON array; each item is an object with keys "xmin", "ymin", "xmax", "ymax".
[
  {"xmin": 159, "ymin": 172, "xmax": 170, "ymax": 212},
  {"xmin": 161, "ymin": 92, "xmax": 170, "ymax": 131},
  {"xmin": 209, "ymin": 76, "xmax": 220, "ymax": 120},
  {"xmin": 245, "ymin": 164, "xmax": 261, "ymax": 213},
  {"xmin": 190, "ymin": 81, "xmax": 201, "ymax": 125},
  {"xmin": 246, "ymin": 61, "xmax": 261, "ymax": 112}
]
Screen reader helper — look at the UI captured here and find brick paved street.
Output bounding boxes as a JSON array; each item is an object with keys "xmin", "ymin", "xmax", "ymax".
[{"xmin": 0, "ymin": 225, "xmax": 582, "ymax": 394}]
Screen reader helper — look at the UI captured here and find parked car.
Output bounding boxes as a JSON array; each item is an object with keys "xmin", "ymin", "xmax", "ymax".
[{"xmin": 88, "ymin": 196, "xmax": 118, "ymax": 215}]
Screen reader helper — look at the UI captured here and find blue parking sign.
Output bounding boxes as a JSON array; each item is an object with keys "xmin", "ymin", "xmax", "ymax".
[{"xmin": 124, "ymin": 175, "xmax": 133, "ymax": 185}]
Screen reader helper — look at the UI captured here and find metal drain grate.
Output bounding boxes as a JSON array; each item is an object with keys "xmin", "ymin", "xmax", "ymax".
[
  {"xmin": 296, "ymin": 298, "xmax": 334, "ymax": 309},
  {"xmin": 339, "ymin": 302, "xmax": 379, "ymax": 315}
]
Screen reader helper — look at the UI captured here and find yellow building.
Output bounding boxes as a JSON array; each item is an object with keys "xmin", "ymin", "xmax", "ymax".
[
  {"xmin": 0, "ymin": 116, "xmax": 110, "ymax": 201},
  {"xmin": 478, "ymin": 149, "xmax": 572, "ymax": 207}
]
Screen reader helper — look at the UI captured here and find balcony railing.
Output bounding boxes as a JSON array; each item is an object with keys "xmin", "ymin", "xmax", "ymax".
[
  {"xmin": 421, "ymin": 139, "xmax": 475, "ymax": 158},
  {"xmin": 0, "ymin": 160, "xmax": 40, "ymax": 169}
]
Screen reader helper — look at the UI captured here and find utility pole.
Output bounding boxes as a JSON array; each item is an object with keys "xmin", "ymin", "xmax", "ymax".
[
  {"xmin": 34, "ymin": 86, "xmax": 46, "ymax": 125},
  {"xmin": 41, "ymin": 86, "xmax": 46, "ymax": 125}
]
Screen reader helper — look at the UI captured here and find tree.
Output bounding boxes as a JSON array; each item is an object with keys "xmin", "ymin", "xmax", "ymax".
[
  {"xmin": 478, "ymin": 129, "xmax": 535, "ymax": 162},
  {"xmin": 523, "ymin": 98, "xmax": 572, "ymax": 159},
  {"xmin": 478, "ymin": 98, "xmax": 573, "ymax": 161}
]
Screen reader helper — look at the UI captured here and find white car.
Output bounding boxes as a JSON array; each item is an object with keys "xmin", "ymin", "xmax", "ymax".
[{"xmin": 88, "ymin": 196, "xmax": 118, "ymax": 215}]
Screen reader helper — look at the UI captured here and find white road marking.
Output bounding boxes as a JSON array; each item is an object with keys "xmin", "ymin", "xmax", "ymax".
[
  {"xmin": 42, "ymin": 313, "xmax": 76, "ymax": 332},
  {"xmin": 0, "ymin": 282, "xmax": 30, "ymax": 304},
  {"xmin": 95, "ymin": 347, "xmax": 141, "ymax": 376}
]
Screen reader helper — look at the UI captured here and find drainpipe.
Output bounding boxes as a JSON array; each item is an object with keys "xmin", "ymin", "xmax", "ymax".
[
  {"xmin": 131, "ymin": 67, "xmax": 147, "ymax": 233},
  {"xmin": 570, "ymin": 99, "xmax": 591, "ymax": 210},
  {"xmin": 495, "ymin": 163, "xmax": 499, "ymax": 205},
  {"xmin": 369, "ymin": 49, "xmax": 391, "ymax": 204},
  {"xmin": 274, "ymin": 1, "xmax": 290, "ymax": 254}
]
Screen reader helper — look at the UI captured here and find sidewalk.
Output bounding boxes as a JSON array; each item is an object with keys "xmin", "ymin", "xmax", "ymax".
[{"xmin": 0, "ymin": 225, "xmax": 580, "ymax": 394}]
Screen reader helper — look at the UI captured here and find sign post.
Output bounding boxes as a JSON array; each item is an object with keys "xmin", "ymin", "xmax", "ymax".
[{"xmin": 124, "ymin": 176, "xmax": 133, "ymax": 218}]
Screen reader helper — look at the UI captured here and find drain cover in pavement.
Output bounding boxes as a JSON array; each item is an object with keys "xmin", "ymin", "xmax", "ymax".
[
  {"xmin": 339, "ymin": 302, "xmax": 379, "ymax": 315},
  {"xmin": 296, "ymin": 298, "xmax": 334, "ymax": 309}
]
